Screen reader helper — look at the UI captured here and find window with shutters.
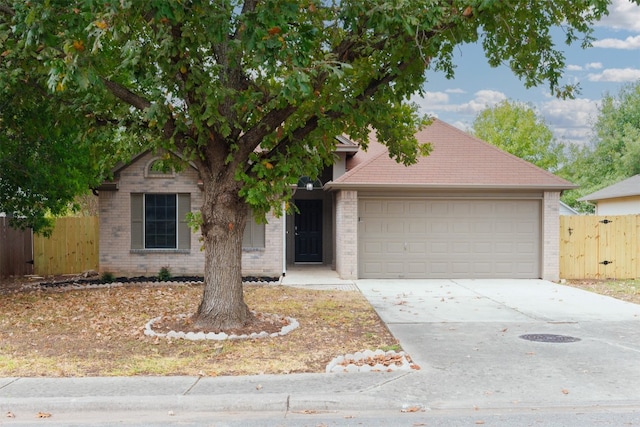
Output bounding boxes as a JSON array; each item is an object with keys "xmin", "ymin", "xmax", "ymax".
[{"xmin": 131, "ymin": 193, "xmax": 191, "ymax": 251}]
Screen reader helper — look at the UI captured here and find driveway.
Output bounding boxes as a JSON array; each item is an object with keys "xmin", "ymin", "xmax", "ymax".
[{"xmin": 357, "ymin": 279, "xmax": 640, "ymax": 409}]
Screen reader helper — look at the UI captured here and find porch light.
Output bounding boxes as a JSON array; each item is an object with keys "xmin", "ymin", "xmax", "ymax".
[{"xmin": 297, "ymin": 176, "xmax": 322, "ymax": 191}]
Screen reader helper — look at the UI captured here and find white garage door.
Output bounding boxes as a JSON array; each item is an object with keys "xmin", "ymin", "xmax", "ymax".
[{"xmin": 359, "ymin": 199, "xmax": 541, "ymax": 279}]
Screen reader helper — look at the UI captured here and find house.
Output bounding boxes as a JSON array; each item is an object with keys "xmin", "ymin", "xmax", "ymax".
[
  {"xmin": 97, "ymin": 119, "xmax": 575, "ymax": 281},
  {"xmin": 578, "ymin": 174, "xmax": 640, "ymax": 215},
  {"xmin": 559, "ymin": 201, "xmax": 579, "ymax": 215}
]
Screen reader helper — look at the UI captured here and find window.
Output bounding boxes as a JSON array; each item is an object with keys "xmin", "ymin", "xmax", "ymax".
[
  {"xmin": 131, "ymin": 193, "xmax": 190, "ymax": 250},
  {"xmin": 243, "ymin": 209, "xmax": 265, "ymax": 248},
  {"xmin": 145, "ymin": 194, "xmax": 177, "ymax": 248}
]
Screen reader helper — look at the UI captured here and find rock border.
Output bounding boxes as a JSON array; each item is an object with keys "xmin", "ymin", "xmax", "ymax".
[
  {"xmin": 326, "ymin": 349, "xmax": 418, "ymax": 373},
  {"xmin": 144, "ymin": 313, "xmax": 299, "ymax": 341}
]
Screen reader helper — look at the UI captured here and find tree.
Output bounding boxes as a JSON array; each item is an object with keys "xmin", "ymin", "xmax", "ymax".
[
  {"xmin": 471, "ymin": 100, "xmax": 565, "ymax": 172},
  {"xmin": 0, "ymin": 1, "xmax": 630, "ymax": 329},
  {"xmin": 562, "ymin": 81, "xmax": 640, "ymax": 210}
]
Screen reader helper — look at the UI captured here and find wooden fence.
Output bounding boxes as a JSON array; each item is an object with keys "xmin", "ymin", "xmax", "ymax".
[
  {"xmin": 33, "ymin": 216, "xmax": 99, "ymax": 276},
  {"xmin": 0, "ymin": 217, "xmax": 34, "ymax": 279},
  {"xmin": 560, "ymin": 215, "xmax": 639, "ymax": 280}
]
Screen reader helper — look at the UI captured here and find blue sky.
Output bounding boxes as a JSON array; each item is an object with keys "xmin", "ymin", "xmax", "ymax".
[{"xmin": 411, "ymin": 0, "xmax": 640, "ymax": 147}]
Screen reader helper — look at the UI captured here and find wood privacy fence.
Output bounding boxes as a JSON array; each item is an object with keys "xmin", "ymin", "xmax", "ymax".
[
  {"xmin": 0, "ymin": 217, "xmax": 33, "ymax": 279},
  {"xmin": 33, "ymin": 216, "xmax": 99, "ymax": 276},
  {"xmin": 560, "ymin": 215, "xmax": 640, "ymax": 280}
]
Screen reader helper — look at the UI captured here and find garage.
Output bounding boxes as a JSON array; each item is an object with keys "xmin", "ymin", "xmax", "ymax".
[{"xmin": 358, "ymin": 198, "xmax": 541, "ymax": 279}]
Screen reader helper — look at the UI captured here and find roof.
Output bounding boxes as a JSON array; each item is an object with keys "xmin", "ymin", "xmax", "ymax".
[
  {"xmin": 578, "ymin": 174, "xmax": 640, "ymax": 202},
  {"xmin": 326, "ymin": 119, "xmax": 576, "ymax": 191},
  {"xmin": 559, "ymin": 201, "xmax": 579, "ymax": 215}
]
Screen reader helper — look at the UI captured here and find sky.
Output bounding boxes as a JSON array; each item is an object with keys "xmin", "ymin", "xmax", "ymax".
[{"xmin": 411, "ymin": 0, "xmax": 640, "ymax": 147}]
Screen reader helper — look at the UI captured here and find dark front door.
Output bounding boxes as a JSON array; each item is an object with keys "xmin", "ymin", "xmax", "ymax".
[{"xmin": 295, "ymin": 199, "xmax": 323, "ymax": 263}]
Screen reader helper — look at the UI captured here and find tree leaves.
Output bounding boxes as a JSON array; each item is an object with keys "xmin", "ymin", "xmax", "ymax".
[{"xmin": 471, "ymin": 100, "xmax": 565, "ymax": 173}]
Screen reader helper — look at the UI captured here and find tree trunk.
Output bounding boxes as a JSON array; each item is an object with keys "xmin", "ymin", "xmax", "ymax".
[{"xmin": 193, "ymin": 181, "xmax": 253, "ymax": 330}]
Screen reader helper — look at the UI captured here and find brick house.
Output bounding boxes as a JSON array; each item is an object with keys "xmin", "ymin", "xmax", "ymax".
[{"xmin": 98, "ymin": 119, "xmax": 575, "ymax": 281}]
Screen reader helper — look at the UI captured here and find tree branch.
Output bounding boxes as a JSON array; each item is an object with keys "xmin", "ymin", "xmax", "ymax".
[
  {"xmin": 0, "ymin": 5, "xmax": 15, "ymax": 17},
  {"xmin": 101, "ymin": 78, "xmax": 151, "ymax": 110}
]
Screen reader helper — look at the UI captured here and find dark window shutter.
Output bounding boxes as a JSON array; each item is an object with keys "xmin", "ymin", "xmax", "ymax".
[
  {"xmin": 242, "ymin": 209, "xmax": 265, "ymax": 248},
  {"xmin": 131, "ymin": 193, "xmax": 143, "ymax": 249},
  {"xmin": 178, "ymin": 193, "xmax": 191, "ymax": 250}
]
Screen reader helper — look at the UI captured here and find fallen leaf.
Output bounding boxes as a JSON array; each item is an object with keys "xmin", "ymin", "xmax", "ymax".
[
  {"xmin": 475, "ymin": 421, "xmax": 485, "ymax": 425},
  {"xmin": 401, "ymin": 406, "xmax": 422, "ymax": 413},
  {"xmin": 167, "ymin": 410, "xmax": 175, "ymax": 416},
  {"xmin": 256, "ymin": 384, "xmax": 263, "ymax": 390},
  {"xmin": 413, "ymin": 423, "xmax": 427, "ymax": 426},
  {"xmin": 6, "ymin": 412, "xmax": 15, "ymax": 418},
  {"xmin": 562, "ymin": 389, "xmax": 570, "ymax": 395},
  {"xmin": 36, "ymin": 412, "xmax": 52, "ymax": 418}
]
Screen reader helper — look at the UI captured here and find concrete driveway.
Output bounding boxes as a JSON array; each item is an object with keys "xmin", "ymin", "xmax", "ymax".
[{"xmin": 357, "ymin": 279, "xmax": 640, "ymax": 409}]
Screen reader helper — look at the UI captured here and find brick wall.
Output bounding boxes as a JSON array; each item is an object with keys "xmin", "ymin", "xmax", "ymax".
[
  {"xmin": 334, "ymin": 190, "xmax": 358, "ymax": 279},
  {"xmin": 542, "ymin": 191, "xmax": 560, "ymax": 281},
  {"xmin": 99, "ymin": 152, "xmax": 282, "ymax": 278}
]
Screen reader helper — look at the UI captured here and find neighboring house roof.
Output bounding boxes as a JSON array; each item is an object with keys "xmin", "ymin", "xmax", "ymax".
[
  {"xmin": 578, "ymin": 174, "xmax": 640, "ymax": 202},
  {"xmin": 327, "ymin": 119, "xmax": 576, "ymax": 190},
  {"xmin": 559, "ymin": 201, "xmax": 579, "ymax": 215}
]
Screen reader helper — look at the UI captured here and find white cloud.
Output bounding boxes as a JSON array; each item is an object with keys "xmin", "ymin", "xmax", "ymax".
[
  {"xmin": 567, "ymin": 64, "xmax": 583, "ymax": 71},
  {"xmin": 445, "ymin": 88, "xmax": 466, "ymax": 94},
  {"xmin": 596, "ymin": 0, "xmax": 640, "ymax": 32},
  {"xmin": 585, "ymin": 62, "xmax": 603, "ymax": 70},
  {"xmin": 412, "ymin": 89, "xmax": 506, "ymax": 117},
  {"xmin": 588, "ymin": 68, "xmax": 640, "ymax": 82},
  {"xmin": 541, "ymin": 98, "xmax": 599, "ymax": 145},
  {"xmin": 593, "ymin": 35, "xmax": 640, "ymax": 49}
]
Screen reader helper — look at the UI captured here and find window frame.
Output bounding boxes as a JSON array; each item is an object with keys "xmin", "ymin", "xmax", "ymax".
[{"xmin": 131, "ymin": 193, "xmax": 191, "ymax": 252}]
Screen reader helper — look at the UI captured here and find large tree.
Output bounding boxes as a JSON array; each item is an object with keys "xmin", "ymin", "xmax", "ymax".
[
  {"xmin": 562, "ymin": 81, "xmax": 640, "ymax": 211},
  {"xmin": 471, "ymin": 100, "xmax": 565, "ymax": 173},
  {"xmin": 0, "ymin": 1, "xmax": 631, "ymax": 329}
]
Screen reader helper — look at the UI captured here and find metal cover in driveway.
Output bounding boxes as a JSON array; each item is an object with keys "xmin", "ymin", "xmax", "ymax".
[{"xmin": 519, "ymin": 334, "xmax": 581, "ymax": 343}]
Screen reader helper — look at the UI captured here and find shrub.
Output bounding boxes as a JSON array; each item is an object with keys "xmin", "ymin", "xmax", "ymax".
[
  {"xmin": 100, "ymin": 271, "xmax": 115, "ymax": 283},
  {"xmin": 157, "ymin": 266, "xmax": 172, "ymax": 281}
]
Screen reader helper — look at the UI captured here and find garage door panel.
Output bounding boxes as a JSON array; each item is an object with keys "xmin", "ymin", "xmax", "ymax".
[{"xmin": 359, "ymin": 199, "xmax": 540, "ymax": 279}]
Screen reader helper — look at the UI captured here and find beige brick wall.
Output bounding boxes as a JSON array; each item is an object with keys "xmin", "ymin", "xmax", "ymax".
[
  {"xmin": 542, "ymin": 191, "xmax": 560, "ymax": 281},
  {"xmin": 334, "ymin": 190, "xmax": 358, "ymax": 279},
  {"xmin": 99, "ymin": 152, "xmax": 282, "ymax": 278},
  {"xmin": 241, "ymin": 211, "xmax": 283, "ymax": 277}
]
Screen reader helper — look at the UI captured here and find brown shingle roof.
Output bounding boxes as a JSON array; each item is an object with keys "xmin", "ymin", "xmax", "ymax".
[{"xmin": 328, "ymin": 119, "xmax": 575, "ymax": 190}]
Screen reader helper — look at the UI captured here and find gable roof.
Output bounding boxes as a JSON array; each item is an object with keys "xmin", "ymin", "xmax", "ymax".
[
  {"xmin": 578, "ymin": 174, "xmax": 640, "ymax": 202},
  {"xmin": 326, "ymin": 119, "xmax": 575, "ymax": 191}
]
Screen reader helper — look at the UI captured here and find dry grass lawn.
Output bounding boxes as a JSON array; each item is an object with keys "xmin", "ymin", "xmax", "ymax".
[
  {"xmin": 0, "ymin": 283, "xmax": 399, "ymax": 377},
  {"xmin": 565, "ymin": 278, "xmax": 640, "ymax": 305}
]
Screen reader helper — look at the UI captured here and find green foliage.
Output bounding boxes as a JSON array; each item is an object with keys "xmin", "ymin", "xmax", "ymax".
[
  {"xmin": 561, "ymin": 81, "xmax": 640, "ymax": 211},
  {"xmin": 100, "ymin": 272, "xmax": 115, "ymax": 284},
  {"xmin": 0, "ymin": 0, "xmax": 626, "ymax": 224},
  {"xmin": 157, "ymin": 266, "xmax": 172, "ymax": 282},
  {"xmin": 471, "ymin": 100, "xmax": 565, "ymax": 173}
]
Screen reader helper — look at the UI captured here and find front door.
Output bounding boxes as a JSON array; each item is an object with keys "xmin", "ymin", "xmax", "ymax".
[{"xmin": 294, "ymin": 199, "xmax": 323, "ymax": 262}]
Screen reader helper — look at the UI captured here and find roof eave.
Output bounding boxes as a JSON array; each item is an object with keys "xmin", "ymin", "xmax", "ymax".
[{"xmin": 324, "ymin": 182, "xmax": 577, "ymax": 191}]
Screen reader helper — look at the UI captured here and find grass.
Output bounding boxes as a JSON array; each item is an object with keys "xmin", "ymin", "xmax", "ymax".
[{"xmin": 0, "ymin": 283, "xmax": 399, "ymax": 377}]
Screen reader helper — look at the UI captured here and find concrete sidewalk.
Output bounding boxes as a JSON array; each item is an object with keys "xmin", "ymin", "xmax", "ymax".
[{"xmin": 2, "ymin": 277, "xmax": 640, "ymax": 421}]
